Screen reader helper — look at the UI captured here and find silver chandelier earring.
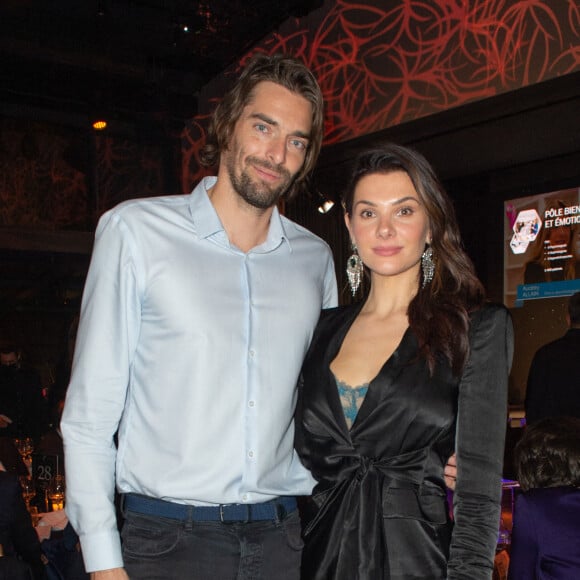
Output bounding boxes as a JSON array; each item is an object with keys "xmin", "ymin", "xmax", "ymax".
[
  {"xmin": 346, "ymin": 244, "xmax": 363, "ymax": 296},
  {"xmin": 421, "ymin": 245, "xmax": 435, "ymax": 288}
]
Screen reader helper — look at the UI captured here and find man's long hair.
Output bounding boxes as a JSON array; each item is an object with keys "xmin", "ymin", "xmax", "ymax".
[{"xmin": 200, "ymin": 53, "xmax": 324, "ymax": 200}]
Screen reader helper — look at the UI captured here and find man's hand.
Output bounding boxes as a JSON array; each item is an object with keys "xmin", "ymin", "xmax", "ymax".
[
  {"xmin": 444, "ymin": 453, "xmax": 457, "ymax": 491},
  {"xmin": 90, "ymin": 568, "xmax": 129, "ymax": 580},
  {"xmin": 0, "ymin": 414, "xmax": 12, "ymax": 428}
]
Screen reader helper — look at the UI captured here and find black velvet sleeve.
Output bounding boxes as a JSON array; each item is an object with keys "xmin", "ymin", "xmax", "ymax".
[
  {"xmin": 447, "ymin": 305, "xmax": 514, "ymax": 579},
  {"xmin": 2, "ymin": 473, "xmax": 46, "ymax": 580}
]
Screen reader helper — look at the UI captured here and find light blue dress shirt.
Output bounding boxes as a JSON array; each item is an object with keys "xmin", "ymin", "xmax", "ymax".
[{"xmin": 61, "ymin": 177, "xmax": 338, "ymax": 570}]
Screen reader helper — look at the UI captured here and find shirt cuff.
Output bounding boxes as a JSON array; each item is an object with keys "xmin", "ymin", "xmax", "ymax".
[{"xmin": 79, "ymin": 530, "xmax": 124, "ymax": 573}]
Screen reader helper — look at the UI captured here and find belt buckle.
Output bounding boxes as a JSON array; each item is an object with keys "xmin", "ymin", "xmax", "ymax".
[{"xmin": 219, "ymin": 503, "xmax": 250, "ymax": 524}]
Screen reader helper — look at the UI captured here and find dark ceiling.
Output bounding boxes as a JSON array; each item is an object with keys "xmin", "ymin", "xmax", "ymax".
[
  {"xmin": 0, "ymin": 0, "xmax": 323, "ymax": 329},
  {"xmin": 0, "ymin": 0, "xmax": 321, "ymax": 130}
]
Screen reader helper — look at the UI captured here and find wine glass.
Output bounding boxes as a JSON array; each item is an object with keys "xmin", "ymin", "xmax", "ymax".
[
  {"xmin": 19, "ymin": 476, "xmax": 35, "ymax": 511},
  {"xmin": 14, "ymin": 437, "xmax": 34, "ymax": 468},
  {"xmin": 48, "ymin": 474, "xmax": 66, "ymax": 512},
  {"xmin": 15, "ymin": 437, "xmax": 34, "ymax": 458}
]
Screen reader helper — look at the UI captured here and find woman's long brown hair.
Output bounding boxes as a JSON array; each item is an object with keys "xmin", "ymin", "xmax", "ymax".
[{"xmin": 343, "ymin": 144, "xmax": 485, "ymax": 376}]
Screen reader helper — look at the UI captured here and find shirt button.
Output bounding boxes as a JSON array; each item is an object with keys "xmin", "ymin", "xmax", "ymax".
[
  {"xmin": 242, "ymin": 494, "xmax": 248, "ymax": 502},
  {"xmin": 249, "ymin": 350, "xmax": 255, "ymax": 358},
  {"xmin": 248, "ymin": 451, "xmax": 254, "ymax": 458},
  {"xmin": 248, "ymin": 400, "xmax": 255, "ymax": 407}
]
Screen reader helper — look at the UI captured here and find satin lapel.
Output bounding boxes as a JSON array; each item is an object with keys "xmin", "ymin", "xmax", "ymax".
[{"xmin": 351, "ymin": 327, "xmax": 419, "ymax": 430}]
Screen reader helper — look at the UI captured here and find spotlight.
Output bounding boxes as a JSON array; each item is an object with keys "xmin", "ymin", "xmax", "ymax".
[
  {"xmin": 316, "ymin": 192, "xmax": 335, "ymax": 214},
  {"xmin": 92, "ymin": 119, "xmax": 107, "ymax": 131},
  {"xmin": 318, "ymin": 199, "xmax": 335, "ymax": 214}
]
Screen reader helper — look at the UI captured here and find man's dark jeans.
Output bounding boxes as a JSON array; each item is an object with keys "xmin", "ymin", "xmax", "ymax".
[{"xmin": 121, "ymin": 509, "xmax": 303, "ymax": 579}]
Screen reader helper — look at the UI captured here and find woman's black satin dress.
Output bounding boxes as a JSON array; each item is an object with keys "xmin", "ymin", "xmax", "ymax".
[{"xmin": 295, "ymin": 303, "xmax": 513, "ymax": 580}]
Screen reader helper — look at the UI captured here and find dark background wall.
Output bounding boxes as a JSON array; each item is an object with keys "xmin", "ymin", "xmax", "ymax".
[{"xmin": 0, "ymin": 0, "xmax": 579, "ymax": 401}]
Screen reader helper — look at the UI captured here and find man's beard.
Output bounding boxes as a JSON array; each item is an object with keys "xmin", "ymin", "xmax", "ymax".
[{"xmin": 227, "ymin": 155, "xmax": 296, "ymax": 210}]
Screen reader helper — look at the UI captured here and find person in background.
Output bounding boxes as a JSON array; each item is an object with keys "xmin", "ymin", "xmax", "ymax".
[
  {"xmin": 295, "ymin": 144, "xmax": 513, "ymax": 579},
  {"xmin": 508, "ymin": 416, "xmax": 580, "ymax": 580},
  {"xmin": 0, "ymin": 470, "xmax": 47, "ymax": 580},
  {"xmin": 61, "ymin": 53, "xmax": 337, "ymax": 580},
  {"xmin": 0, "ymin": 344, "xmax": 49, "ymax": 442},
  {"xmin": 525, "ymin": 291, "xmax": 580, "ymax": 424}
]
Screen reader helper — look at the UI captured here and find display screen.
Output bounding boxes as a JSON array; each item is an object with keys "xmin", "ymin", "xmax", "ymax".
[{"xmin": 504, "ymin": 187, "xmax": 580, "ymax": 307}]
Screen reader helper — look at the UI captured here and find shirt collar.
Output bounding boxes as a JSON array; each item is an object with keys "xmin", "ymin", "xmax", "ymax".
[
  {"xmin": 189, "ymin": 176, "xmax": 223, "ymax": 239},
  {"xmin": 189, "ymin": 176, "xmax": 291, "ymax": 253}
]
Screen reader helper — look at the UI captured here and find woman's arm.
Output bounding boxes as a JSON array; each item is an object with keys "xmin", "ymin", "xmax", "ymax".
[{"xmin": 448, "ymin": 305, "xmax": 514, "ymax": 579}]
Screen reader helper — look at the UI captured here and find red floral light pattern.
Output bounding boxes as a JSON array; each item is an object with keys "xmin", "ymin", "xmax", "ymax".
[
  {"xmin": 183, "ymin": 0, "xmax": 579, "ymax": 187},
  {"xmin": 95, "ymin": 137, "xmax": 165, "ymax": 214},
  {"xmin": 0, "ymin": 122, "xmax": 89, "ymax": 229}
]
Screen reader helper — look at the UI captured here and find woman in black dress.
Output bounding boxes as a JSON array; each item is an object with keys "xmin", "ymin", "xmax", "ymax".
[{"xmin": 295, "ymin": 144, "xmax": 513, "ymax": 579}]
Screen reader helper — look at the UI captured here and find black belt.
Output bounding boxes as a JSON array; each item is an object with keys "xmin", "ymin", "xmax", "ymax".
[{"xmin": 124, "ymin": 493, "xmax": 296, "ymax": 523}]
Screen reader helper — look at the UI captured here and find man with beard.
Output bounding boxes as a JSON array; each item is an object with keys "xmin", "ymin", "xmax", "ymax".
[{"xmin": 61, "ymin": 54, "xmax": 337, "ymax": 579}]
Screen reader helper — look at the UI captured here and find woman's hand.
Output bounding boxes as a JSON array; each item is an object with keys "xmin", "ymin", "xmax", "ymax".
[{"xmin": 444, "ymin": 453, "xmax": 457, "ymax": 491}]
